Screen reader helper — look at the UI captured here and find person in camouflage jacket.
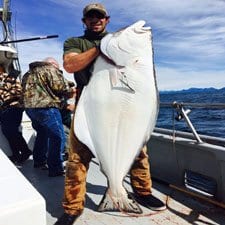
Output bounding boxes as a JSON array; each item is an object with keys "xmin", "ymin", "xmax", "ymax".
[
  {"xmin": 22, "ymin": 59, "xmax": 76, "ymax": 177},
  {"xmin": 0, "ymin": 72, "xmax": 22, "ymax": 109},
  {"xmin": 0, "ymin": 65, "xmax": 32, "ymax": 164},
  {"xmin": 22, "ymin": 61, "xmax": 73, "ymax": 108}
]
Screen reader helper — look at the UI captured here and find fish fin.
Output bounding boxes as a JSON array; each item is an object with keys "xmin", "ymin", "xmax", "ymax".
[
  {"xmin": 109, "ymin": 67, "xmax": 124, "ymax": 88},
  {"xmin": 109, "ymin": 67, "xmax": 135, "ymax": 93},
  {"xmin": 98, "ymin": 188, "xmax": 143, "ymax": 214},
  {"xmin": 73, "ymin": 87, "xmax": 96, "ymax": 157}
]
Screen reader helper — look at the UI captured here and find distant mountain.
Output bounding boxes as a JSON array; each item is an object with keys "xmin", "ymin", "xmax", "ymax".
[{"xmin": 160, "ymin": 87, "xmax": 225, "ymax": 94}]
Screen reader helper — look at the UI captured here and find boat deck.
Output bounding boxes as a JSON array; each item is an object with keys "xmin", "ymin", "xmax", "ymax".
[{"xmin": 17, "ymin": 157, "xmax": 225, "ymax": 225}]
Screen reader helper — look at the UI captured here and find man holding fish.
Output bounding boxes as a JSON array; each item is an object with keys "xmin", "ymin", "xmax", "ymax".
[{"xmin": 55, "ymin": 3, "xmax": 166, "ymax": 225}]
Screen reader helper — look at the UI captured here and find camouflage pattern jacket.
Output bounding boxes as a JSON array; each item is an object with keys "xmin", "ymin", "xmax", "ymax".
[
  {"xmin": 22, "ymin": 61, "xmax": 74, "ymax": 109},
  {"xmin": 0, "ymin": 72, "xmax": 23, "ymax": 110}
]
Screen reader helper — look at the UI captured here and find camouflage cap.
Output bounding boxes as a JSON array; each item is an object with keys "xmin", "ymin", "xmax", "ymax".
[{"xmin": 83, "ymin": 3, "xmax": 108, "ymax": 17}]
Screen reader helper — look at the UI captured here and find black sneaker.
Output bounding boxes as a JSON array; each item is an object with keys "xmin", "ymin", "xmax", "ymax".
[
  {"xmin": 8, "ymin": 155, "xmax": 20, "ymax": 164},
  {"xmin": 54, "ymin": 213, "xmax": 80, "ymax": 225},
  {"xmin": 134, "ymin": 194, "xmax": 166, "ymax": 211},
  {"xmin": 19, "ymin": 150, "xmax": 32, "ymax": 163}
]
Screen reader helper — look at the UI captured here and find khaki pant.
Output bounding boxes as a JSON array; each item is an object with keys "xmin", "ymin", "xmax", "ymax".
[{"xmin": 62, "ymin": 116, "xmax": 152, "ymax": 215}]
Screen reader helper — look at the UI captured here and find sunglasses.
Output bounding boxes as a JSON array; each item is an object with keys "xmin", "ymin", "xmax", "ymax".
[{"xmin": 85, "ymin": 12, "xmax": 107, "ymax": 19}]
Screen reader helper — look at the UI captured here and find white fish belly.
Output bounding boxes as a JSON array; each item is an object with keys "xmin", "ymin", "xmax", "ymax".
[{"xmin": 74, "ymin": 56, "xmax": 158, "ymax": 195}]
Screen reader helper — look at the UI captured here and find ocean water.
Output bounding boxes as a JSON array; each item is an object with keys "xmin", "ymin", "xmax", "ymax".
[{"xmin": 156, "ymin": 89, "xmax": 225, "ymax": 138}]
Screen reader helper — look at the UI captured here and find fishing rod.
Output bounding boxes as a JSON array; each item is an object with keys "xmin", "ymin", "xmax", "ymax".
[{"xmin": 0, "ymin": 35, "xmax": 59, "ymax": 44}]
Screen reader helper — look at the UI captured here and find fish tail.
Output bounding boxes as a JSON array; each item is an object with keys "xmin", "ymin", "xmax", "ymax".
[{"xmin": 98, "ymin": 188, "xmax": 143, "ymax": 214}]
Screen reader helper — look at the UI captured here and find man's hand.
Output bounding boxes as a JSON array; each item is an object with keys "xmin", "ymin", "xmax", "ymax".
[
  {"xmin": 66, "ymin": 102, "xmax": 75, "ymax": 112},
  {"xmin": 70, "ymin": 86, "xmax": 77, "ymax": 98}
]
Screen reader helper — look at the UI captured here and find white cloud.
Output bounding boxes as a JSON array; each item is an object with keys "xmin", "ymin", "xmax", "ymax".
[{"xmin": 11, "ymin": 0, "xmax": 225, "ymax": 90}]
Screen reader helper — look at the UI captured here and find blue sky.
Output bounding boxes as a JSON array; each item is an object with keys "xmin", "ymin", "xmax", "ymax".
[{"xmin": 5, "ymin": 0, "xmax": 225, "ymax": 90}]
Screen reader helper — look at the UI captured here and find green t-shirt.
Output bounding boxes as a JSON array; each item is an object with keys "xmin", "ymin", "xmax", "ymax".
[{"xmin": 63, "ymin": 30, "xmax": 108, "ymax": 88}]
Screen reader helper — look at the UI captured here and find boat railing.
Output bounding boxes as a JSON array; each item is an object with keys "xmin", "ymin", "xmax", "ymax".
[
  {"xmin": 160, "ymin": 102, "xmax": 225, "ymax": 109},
  {"xmin": 156, "ymin": 101, "xmax": 225, "ymax": 147}
]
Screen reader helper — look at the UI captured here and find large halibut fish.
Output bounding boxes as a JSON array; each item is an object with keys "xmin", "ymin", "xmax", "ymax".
[{"xmin": 74, "ymin": 20, "xmax": 159, "ymax": 213}]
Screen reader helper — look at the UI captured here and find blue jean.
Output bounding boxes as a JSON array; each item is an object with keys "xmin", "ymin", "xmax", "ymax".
[{"xmin": 26, "ymin": 108, "xmax": 65, "ymax": 174}]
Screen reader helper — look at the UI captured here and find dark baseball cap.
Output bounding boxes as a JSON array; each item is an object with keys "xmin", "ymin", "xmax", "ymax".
[{"xmin": 83, "ymin": 3, "xmax": 108, "ymax": 17}]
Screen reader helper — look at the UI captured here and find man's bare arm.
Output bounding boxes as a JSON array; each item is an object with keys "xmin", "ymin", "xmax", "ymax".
[{"xmin": 63, "ymin": 47, "xmax": 99, "ymax": 73}]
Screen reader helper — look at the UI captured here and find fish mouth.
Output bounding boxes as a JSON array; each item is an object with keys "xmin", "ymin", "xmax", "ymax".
[
  {"xmin": 133, "ymin": 20, "xmax": 151, "ymax": 33},
  {"xmin": 100, "ymin": 20, "xmax": 151, "ymax": 60}
]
